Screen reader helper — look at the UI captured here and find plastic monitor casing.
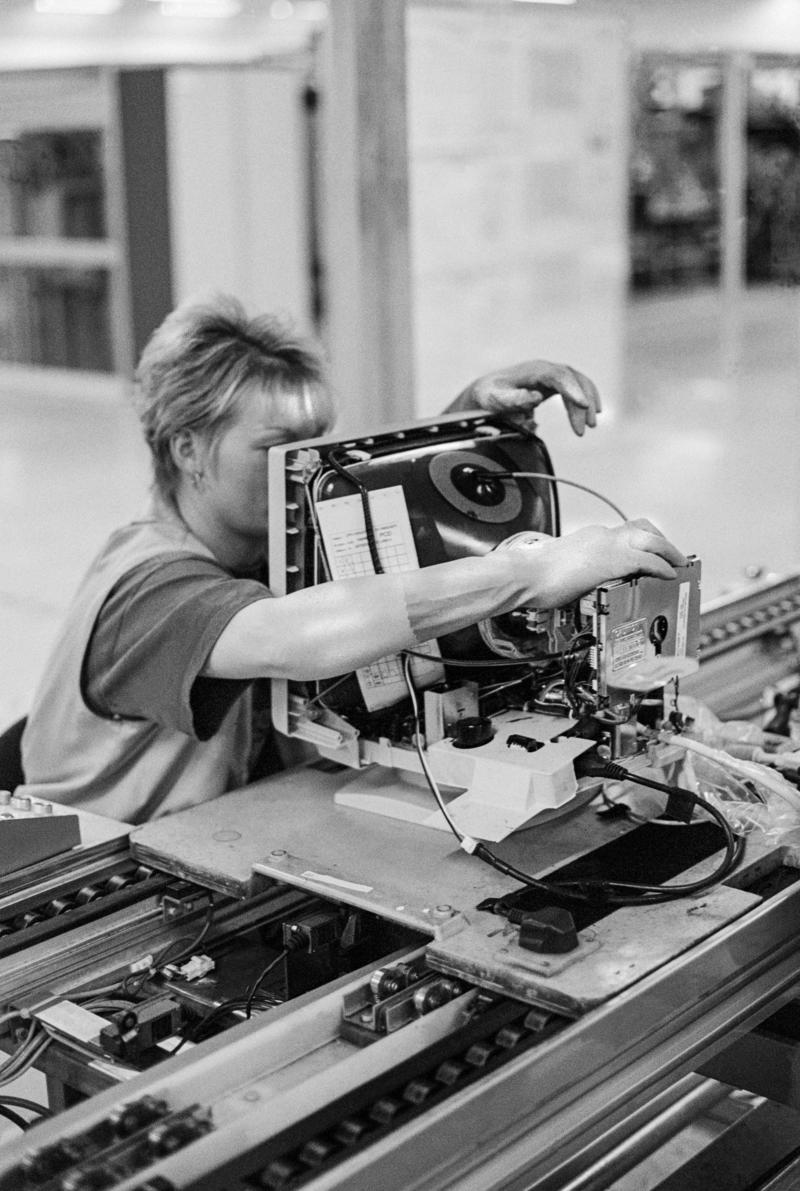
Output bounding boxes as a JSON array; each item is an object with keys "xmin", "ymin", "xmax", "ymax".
[{"xmin": 267, "ymin": 411, "xmax": 559, "ymax": 767}]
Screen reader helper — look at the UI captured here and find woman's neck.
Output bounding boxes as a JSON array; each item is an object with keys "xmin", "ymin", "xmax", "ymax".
[{"xmin": 173, "ymin": 489, "xmax": 267, "ymax": 574}]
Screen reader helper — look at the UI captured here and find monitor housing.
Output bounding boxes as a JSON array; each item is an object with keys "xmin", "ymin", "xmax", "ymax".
[{"xmin": 268, "ymin": 412, "xmax": 700, "ymax": 841}]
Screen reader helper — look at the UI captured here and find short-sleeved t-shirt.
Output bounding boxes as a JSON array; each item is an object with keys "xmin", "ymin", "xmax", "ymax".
[{"xmin": 82, "ymin": 555, "xmax": 270, "ymax": 742}]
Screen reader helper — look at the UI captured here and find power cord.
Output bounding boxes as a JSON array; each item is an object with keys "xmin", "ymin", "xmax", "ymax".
[
  {"xmin": 400, "ymin": 653, "xmax": 744, "ymax": 907},
  {"xmin": 478, "ymin": 759, "xmax": 744, "ymax": 906},
  {"xmin": 0, "ymin": 1095, "xmax": 51, "ymax": 1121},
  {"xmin": 0, "ymin": 1104, "xmax": 29, "ymax": 1131}
]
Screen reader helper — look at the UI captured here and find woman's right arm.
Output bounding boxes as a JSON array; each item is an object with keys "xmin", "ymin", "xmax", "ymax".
[{"xmin": 203, "ymin": 519, "xmax": 687, "ymax": 682}]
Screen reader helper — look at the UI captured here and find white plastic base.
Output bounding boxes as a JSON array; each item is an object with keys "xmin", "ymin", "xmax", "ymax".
[
  {"xmin": 336, "ymin": 712, "xmax": 597, "ymax": 842},
  {"xmin": 334, "ymin": 767, "xmax": 455, "ymax": 832}
]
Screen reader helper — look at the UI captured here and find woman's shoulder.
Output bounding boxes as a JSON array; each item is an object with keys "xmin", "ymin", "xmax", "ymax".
[{"xmin": 97, "ymin": 499, "xmax": 219, "ymax": 576}]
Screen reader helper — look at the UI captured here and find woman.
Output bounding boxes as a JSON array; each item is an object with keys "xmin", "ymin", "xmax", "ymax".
[{"xmin": 20, "ymin": 295, "xmax": 685, "ymax": 823}]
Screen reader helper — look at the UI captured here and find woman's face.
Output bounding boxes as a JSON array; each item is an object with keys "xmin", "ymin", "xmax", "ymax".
[{"xmin": 199, "ymin": 381, "xmax": 318, "ymax": 546}]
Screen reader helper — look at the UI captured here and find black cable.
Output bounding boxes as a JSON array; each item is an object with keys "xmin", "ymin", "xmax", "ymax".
[
  {"xmin": 245, "ymin": 949, "xmax": 290, "ymax": 1019},
  {"xmin": 475, "ymin": 762, "xmax": 744, "ymax": 907},
  {"xmin": 326, "ymin": 450, "xmax": 384, "ymax": 574},
  {"xmin": 396, "ymin": 548, "xmax": 744, "ymax": 906},
  {"xmin": 0, "ymin": 1104, "xmax": 29, "ymax": 1131},
  {"xmin": 0, "ymin": 1095, "xmax": 52, "ymax": 1119},
  {"xmin": 476, "ymin": 835, "xmax": 745, "ymax": 909},
  {"xmin": 558, "ymin": 628, "xmax": 596, "ymax": 715},
  {"xmin": 168, "ymin": 995, "xmax": 276, "ymax": 1055},
  {"xmin": 404, "ymin": 648, "xmax": 535, "ymax": 670},
  {"xmin": 169, "ymin": 943, "xmax": 294, "ymax": 1056},
  {"xmin": 400, "ymin": 653, "xmax": 744, "ymax": 907},
  {"xmin": 403, "ymin": 644, "xmax": 593, "ymax": 670}
]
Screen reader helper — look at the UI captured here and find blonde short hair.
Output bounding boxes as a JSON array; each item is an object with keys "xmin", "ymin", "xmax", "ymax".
[{"xmin": 133, "ymin": 294, "xmax": 332, "ymax": 501}]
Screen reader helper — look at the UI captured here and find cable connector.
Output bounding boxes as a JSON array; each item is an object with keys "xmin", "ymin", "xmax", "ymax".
[
  {"xmin": 573, "ymin": 749, "xmax": 617, "ymax": 780},
  {"xmin": 171, "ymin": 955, "xmax": 215, "ymax": 982},
  {"xmin": 597, "ymin": 760, "xmax": 629, "ymax": 782},
  {"xmin": 282, "ymin": 925, "xmax": 309, "ymax": 953},
  {"xmin": 576, "ymin": 752, "xmax": 697, "ymax": 823}
]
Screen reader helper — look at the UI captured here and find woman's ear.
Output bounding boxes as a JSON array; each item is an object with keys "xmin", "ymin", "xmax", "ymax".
[{"xmin": 170, "ymin": 429, "xmax": 199, "ymax": 477}]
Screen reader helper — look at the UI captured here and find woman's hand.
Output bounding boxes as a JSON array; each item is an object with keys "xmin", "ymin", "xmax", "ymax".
[
  {"xmin": 447, "ymin": 359, "xmax": 601, "ymax": 436},
  {"xmin": 507, "ymin": 518, "xmax": 687, "ymax": 608}
]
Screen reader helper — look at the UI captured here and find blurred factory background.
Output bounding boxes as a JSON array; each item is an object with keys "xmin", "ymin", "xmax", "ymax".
[{"xmin": 1, "ymin": 0, "xmax": 800, "ymax": 731}]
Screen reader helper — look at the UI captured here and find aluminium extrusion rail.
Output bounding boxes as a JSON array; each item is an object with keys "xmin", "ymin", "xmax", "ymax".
[{"xmin": 4, "ymin": 873, "xmax": 800, "ymax": 1191}]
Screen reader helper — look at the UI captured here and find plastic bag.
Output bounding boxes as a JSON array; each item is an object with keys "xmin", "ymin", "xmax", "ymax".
[
  {"xmin": 678, "ymin": 695, "xmax": 766, "ymax": 748},
  {"xmin": 672, "ymin": 735, "xmax": 800, "ymax": 844}
]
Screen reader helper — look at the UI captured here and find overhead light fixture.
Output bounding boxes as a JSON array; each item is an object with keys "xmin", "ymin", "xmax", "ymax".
[
  {"xmin": 35, "ymin": 0, "xmax": 123, "ymax": 12},
  {"xmin": 154, "ymin": 0, "xmax": 242, "ymax": 17}
]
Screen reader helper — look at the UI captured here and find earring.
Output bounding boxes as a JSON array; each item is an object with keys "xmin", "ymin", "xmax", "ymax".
[{"xmin": 190, "ymin": 470, "xmax": 205, "ymax": 491}]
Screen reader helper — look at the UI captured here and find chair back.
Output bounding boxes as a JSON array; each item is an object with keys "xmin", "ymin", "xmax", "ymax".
[{"xmin": 0, "ymin": 717, "xmax": 26, "ymax": 792}]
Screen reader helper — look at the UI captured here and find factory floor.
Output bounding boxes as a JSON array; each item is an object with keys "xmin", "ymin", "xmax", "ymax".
[{"xmin": 0, "ymin": 283, "xmax": 798, "ymax": 1174}]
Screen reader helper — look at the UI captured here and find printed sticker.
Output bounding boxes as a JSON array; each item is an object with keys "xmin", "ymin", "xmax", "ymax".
[
  {"xmin": 609, "ymin": 618, "xmax": 647, "ymax": 673},
  {"xmin": 675, "ymin": 581, "xmax": 690, "ymax": 657}
]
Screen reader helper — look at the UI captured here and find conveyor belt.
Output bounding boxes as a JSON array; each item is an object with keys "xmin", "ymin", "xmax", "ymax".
[
  {"xmin": 0, "ymin": 993, "xmax": 569, "ymax": 1191},
  {"xmin": 0, "ymin": 860, "xmax": 164, "ymax": 957}
]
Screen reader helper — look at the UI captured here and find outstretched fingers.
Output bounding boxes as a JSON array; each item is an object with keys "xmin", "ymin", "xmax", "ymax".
[{"xmin": 464, "ymin": 360, "xmax": 602, "ymax": 437}]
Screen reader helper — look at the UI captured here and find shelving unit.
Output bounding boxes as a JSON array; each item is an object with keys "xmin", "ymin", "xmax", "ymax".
[{"xmin": 0, "ymin": 67, "xmax": 172, "ymax": 398}]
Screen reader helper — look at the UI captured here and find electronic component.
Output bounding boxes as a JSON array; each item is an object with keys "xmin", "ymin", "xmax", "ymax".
[
  {"xmin": 99, "ymin": 996, "xmax": 184, "ymax": 1061},
  {"xmin": 171, "ymin": 954, "xmax": 215, "ymax": 982},
  {"xmin": 160, "ymin": 886, "xmax": 212, "ymax": 922},
  {"xmin": 269, "ymin": 413, "xmax": 559, "ymax": 755},
  {"xmin": 0, "ymin": 791, "xmax": 81, "ymax": 875},
  {"xmin": 583, "ymin": 561, "xmax": 702, "ymax": 702},
  {"xmin": 267, "ymin": 413, "xmax": 702, "ymax": 841},
  {"xmin": 282, "ymin": 907, "xmax": 342, "ymax": 954}
]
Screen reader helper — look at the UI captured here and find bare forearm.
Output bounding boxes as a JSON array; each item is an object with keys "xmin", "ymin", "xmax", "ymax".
[
  {"xmin": 203, "ymin": 519, "xmax": 686, "ymax": 681},
  {"xmin": 203, "ymin": 553, "xmax": 527, "ymax": 681}
]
